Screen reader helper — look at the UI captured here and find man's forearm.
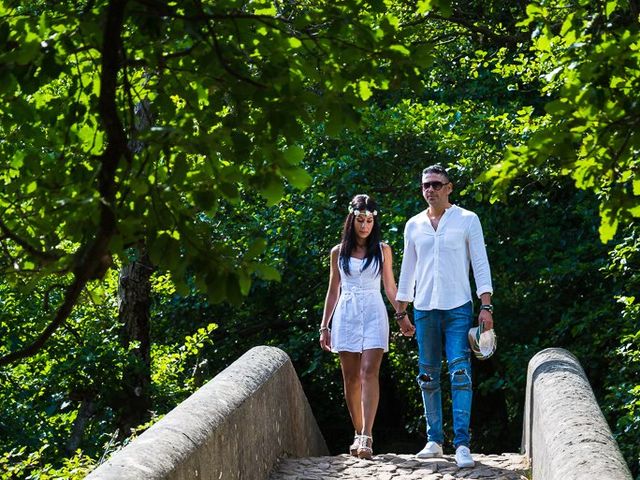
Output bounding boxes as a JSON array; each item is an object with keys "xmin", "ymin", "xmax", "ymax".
[{"xmin": 479, "ymin": 293, "xmax": 492, "ymax": 305}]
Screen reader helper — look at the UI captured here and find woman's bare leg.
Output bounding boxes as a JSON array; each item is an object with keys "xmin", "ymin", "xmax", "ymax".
[
  {"xmin": 339, "ymin": 351, "xmax": 363, "ymax": 434},
  {"xmin": 360, "ymin": 348, "xmax": 384, "ymax": 437}
]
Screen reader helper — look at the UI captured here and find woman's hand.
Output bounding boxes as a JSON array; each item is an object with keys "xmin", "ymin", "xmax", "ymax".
[{"xmin": 319, "ymin": 329, "xmax": 332, "ymax": 351}]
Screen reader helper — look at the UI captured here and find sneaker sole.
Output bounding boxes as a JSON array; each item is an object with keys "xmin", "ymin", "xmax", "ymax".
[
  {"xmin": 416, "ymin": 452, "xmax": 443, "ymax": 459},
  {"xmin": 456, "ymin": 459, "xmax": 475, "ymax": 468}
]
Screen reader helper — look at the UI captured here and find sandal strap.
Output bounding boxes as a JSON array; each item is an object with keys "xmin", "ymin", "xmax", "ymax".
[{"xmin": 358, "ymin": 435, "xmax": 373, "ymax": 449}]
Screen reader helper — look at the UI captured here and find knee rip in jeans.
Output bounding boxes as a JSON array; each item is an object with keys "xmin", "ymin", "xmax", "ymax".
[
  {"xmin": 451, "ymin": 367, "xmax": 471, "ymax": 389},
  {"xmin": 449, "ymin": 358, "xmax": 471, "ymax": 388},
  {"xmin": 417, "ymin": 372, "xmax": 439, "ymax": 391}
]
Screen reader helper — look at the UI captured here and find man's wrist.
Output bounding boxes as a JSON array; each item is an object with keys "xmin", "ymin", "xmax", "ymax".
[{"xmin": 480, "ymin": 304, "xmax": 494, "ymax": 314}]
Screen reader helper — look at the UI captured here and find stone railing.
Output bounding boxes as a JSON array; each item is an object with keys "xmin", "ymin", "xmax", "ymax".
[
  {"xmin": 86, "ymin": 346, "xmax": 328, "ymax": 480},
  {"xmin": 522, "ymin": 348, "xmax": 632, "ymax": 480}
]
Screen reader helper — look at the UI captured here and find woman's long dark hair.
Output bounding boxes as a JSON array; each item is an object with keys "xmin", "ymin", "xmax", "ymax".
[{"xmin": 339, "ymin": 194, "xmax": 382, "ymax": 276}]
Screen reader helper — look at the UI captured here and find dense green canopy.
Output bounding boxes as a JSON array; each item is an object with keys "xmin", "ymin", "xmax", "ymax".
[{"xmin": 0, "ymin": 0, "xmax": 638, "ymax": 478}]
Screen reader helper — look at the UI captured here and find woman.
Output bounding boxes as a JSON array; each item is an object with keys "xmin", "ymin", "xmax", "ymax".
[{"xmin": 319, "ymin": 194, "xmax": 415, "ymax": 459}]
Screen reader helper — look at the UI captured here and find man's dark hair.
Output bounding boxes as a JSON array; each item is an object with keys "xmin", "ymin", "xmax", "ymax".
[{"xmin": 422, "ymin": 164, "xmax": 450, "ymax": 182}]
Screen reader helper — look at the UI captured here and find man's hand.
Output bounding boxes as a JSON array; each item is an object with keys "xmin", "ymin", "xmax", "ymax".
[
  {"xmin": 479, "ymin": 310, "xmax": 493, "ymax": 330},
  {"xmin": 397, "ymin": 316, "xmax": 416, "ymax": 336}
]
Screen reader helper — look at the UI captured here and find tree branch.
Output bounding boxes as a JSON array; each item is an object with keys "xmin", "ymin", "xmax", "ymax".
[
  {"xmin": 0, "ymin": 215, "xmax": 61, "ymax": 264},
  {"xmin": 0, "ymin": 0, "xmax": 129, "ymax": 367},
  {"xmin": 404, "ymin": 11, "xmax": 528, "ymax": 47}
]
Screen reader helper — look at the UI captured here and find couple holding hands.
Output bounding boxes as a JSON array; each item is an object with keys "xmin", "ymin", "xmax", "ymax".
[{"xmin": 319, "ymin": 164, "xmax": 495, "ymax": 468}]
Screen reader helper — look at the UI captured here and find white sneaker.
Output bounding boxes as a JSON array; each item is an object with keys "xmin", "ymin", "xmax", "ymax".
[
  {"xmin": 455, "ymin": 445, "xmax": 475, "ymax": 468},
  {"xmin": 416, "ymin": 441, "xmax": 443, "ymax": 458}
]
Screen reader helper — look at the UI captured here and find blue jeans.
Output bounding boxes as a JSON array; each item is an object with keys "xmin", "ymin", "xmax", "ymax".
[{"xmin": 414, "ymin": 302, "xmax": 473, "ymax": 449}]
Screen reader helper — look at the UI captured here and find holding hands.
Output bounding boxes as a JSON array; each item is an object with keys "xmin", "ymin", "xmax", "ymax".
[{"xmin": 394, "ymin": 310, "xmax": 416, "ymax": 337}]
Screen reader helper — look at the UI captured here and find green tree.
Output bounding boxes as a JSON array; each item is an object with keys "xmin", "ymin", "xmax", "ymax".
[
  {"xmin": 0, "ymin": 0, "xmax": 426, "ymax": 366},
  {"xmin": 479, "ymin": 0, "xmax": 640, "ymax": 243}
]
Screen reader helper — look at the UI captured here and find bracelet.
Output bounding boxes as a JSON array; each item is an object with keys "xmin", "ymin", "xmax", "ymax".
[
  {"xmin": 319, "ymin": 326, "xmax": 330, "ymax": 333},
  {"xmin": 480, "ymin": 304, "xmax": 494, "ymax": 313},
  {"xmin": 394, "ymin": 311, "xmax": 407, "ymax": 320}
]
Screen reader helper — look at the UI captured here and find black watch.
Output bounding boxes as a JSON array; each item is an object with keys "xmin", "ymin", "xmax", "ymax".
[{"xmin": 480, "ymin": 304, "xmax": 494, "ymax": 314}]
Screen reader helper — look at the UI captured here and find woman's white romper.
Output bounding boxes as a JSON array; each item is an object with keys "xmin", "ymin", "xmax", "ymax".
[{"xmin": 331, "ymin": 249, "xmax": 389, "ymax": 353}]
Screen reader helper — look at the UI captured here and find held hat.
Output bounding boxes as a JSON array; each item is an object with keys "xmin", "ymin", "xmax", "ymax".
[{"xmin": 468, "ymin": 322, "xmax": 497, "ymax": 360}]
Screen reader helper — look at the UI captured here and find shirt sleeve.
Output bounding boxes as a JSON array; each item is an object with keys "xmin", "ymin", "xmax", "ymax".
[
  {"xmin": 396, "ymin": 221, "xmax": 417, "ymax": 302},
  {"xmin": 468, "ymin": 214, "xmax": 493, "ymax": 298}
]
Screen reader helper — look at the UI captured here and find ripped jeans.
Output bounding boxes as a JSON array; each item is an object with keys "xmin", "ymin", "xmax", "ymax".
[{"xmin": 414, "ymin": 302, "xmax": 473, "ymax": 449}]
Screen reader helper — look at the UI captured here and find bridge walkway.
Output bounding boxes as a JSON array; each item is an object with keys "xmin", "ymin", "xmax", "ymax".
[{"xmin": 269, "ymin": 452, "xmax": 529, "ymax": 480}]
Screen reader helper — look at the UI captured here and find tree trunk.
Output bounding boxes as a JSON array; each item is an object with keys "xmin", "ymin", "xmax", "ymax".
[
  {"xmin": 116, "ymin": 248, "xmax": 153, "ymax": 439},
  {"xmin": 66, "ymin": 399, "xmax": 97, "ymax": 454}
]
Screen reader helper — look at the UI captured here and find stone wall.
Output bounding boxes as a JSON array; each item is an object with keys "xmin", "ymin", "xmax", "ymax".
[
  {"xmin": 85, "ymin": 345, "xmax": 328, "ymax": 480},
  {"xmin": 522, "ymin": 347, "xmax": 632, "ymax": 480}
]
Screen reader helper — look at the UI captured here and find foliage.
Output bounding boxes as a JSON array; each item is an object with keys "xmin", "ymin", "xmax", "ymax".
[
  {"xmin": 480, "ymin": 0, "xmax": 640, "ymax": 242},
  {"xmin": 604, "ymin": 228, "xmax": 640, "ymax": 476},
  {"xmin": 0, "ymin": 447, "xmax": 95, "ymax": 480},
  {"xmin": 1, "ymin": 0, "xmax": 639, "ymax": 477},
  {"xmin": 0, "ymin": 0, "xmax": 426, "ymax": 365},
  {"xmin": 0, "ymin": 269, "xmax": 222, "ymax": 476}
]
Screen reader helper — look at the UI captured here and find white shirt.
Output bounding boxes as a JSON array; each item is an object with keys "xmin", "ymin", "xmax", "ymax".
[{"xmin": 396, "ymin": 205, "xmax": 493, "ymax": 310}]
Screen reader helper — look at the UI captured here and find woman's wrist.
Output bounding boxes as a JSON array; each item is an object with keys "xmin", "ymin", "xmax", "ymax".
[
  {"xmin": 319, "ymin": 326, "xmax": 330, "ymax": 333},
  {"xmin": 394, "ymin": 310, "xmax": 407, "ymax": 322}
]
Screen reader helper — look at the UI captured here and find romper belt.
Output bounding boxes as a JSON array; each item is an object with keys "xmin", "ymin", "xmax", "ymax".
[{"xmin": 341, "ymin": 285, "xmax": 380, "ymax": 307}]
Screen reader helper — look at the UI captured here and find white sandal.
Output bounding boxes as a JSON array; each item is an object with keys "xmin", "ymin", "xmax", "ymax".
[
  {"xmin": 349, "ymin": 434, "xmax": 363, "ymax": 456},
  {"xmin": 357, "ymin": 435, "xmax": 373, "ymax": 460}
]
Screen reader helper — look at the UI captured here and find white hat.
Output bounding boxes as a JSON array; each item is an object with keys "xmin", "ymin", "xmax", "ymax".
[{"xmin": 468, "ymin": 323, "xmax": 497, "ymax": 360}]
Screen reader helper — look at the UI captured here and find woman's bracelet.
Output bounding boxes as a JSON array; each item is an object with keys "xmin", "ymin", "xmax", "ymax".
[
  {"xmin": 394, "ymin": 311, "xmax": 407, "ymax": 321},
  {"xmin": 319, "ymin": 326, "xmax": 330, "ymax": 333}
]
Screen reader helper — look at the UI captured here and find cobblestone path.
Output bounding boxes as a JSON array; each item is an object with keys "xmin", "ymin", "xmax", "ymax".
[{"xmin": 269, "ymin": 453, "xmax": 529, "ymax": 480}]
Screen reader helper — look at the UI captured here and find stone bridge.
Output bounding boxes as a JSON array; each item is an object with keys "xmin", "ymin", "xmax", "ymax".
[{"xmin": 85, "ymin": 347, "xmax": 632, "ymax": 480}]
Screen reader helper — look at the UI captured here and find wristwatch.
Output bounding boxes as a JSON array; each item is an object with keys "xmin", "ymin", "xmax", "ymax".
[{"xmin": 480, "ymin": 304, "xmax": 494, "ymax": 314}]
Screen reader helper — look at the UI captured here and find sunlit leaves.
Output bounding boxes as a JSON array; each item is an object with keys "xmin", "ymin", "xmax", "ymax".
[
  {"xmin": 483, "ymin": 0, "xmax": 640, "ymax": 243},
  {"xmin": 0, "ymin": 0, "xmax": 428, "ymax": 311}
]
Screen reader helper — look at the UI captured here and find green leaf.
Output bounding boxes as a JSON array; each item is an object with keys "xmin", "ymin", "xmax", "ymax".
[
  {"xmin": 599, "ymin": 208, "xmax": 619, "ymax": 243},
  {"xmin": 205, "ymin": 272, "xmax": 226, "ymax": 304},
  {"xmin": 536, "ymin": 36, "xmax": 551, "ymax": 52},
  {"xmin": 256, "ymin": 264, "xmax": 281, "ymax": 281},
  {"xmin": 389, "ymin": 44, "xmax": 410, "ymax": 56},
  {"xmin": 283, "ymin": 145, "xmax": 305, "ymax": 165},
  {"xmin": 287, "ymin": 37, "xmax": 302, "ymax": 49},
  {"xmin": 545, "ymin": 99, "xmax": 569, "ymax": 115},
  {"xmin": 358, "ymin": 81, "xmax": 372, "ymax": 101},
  {"xmin": 246, "ymin": 238, "xmax": 267, "ymax": 259},
  {"xmin": 254, "ymin": 5, "xmax": 276, "ymax": 15},
  {"xmin": 282, "ymin": 165, "xmax": 312, "ymax": 189},
  {"xmin": 629, "ymin": 205, "xmax": 640, "ymax": 217},
  {"xmin": 237, "ymin": 270, "xmax": 251, "ymax": 296},
  {"xmin": 261, "ymin": 177, "xmax": 284, "ymax": 206},
  {"xmin": 416, "ymin": 0, "xmax": 434, "ymax": 14},
  {"xmin": 0, "ymin": 70, "xmax": 18, "ymax": 95}
]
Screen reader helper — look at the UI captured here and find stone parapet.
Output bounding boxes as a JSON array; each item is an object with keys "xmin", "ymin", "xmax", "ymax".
[
  {"xmin": 522, "ymin": 347, "xmax": 631, "ymax": 480},
  {"xmin": 86, "ymin": 345, "xmax": 328, "ymax": 480}
]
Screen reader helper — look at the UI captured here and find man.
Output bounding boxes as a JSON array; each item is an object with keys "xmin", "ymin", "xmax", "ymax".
[{"xmin": 395, "ymin": 164, "xmax": 494, "ymax": 468}]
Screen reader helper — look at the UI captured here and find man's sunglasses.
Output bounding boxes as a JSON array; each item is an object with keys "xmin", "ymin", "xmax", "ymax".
[{"xmin": 422, "ymin": 181, "xmax": 450, "ymax": 191}]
